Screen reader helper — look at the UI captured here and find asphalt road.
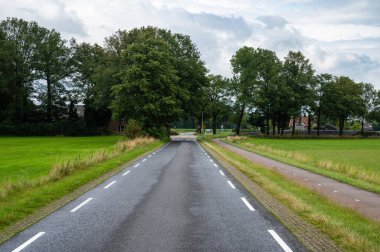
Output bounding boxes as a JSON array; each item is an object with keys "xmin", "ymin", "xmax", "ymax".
[{"xmin": 1, "ymin": 139, "xmax": 305, "ymax": 252}]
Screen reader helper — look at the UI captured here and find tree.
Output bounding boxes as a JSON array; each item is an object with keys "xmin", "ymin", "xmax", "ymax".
[
  {"xmin": 72, "ymin": 41, "xmax": 111, "ymax": 128},
  {"xmin": 204, "ymin": 75, "xmax": 229, "ymax": 134},
  {"xmin": 252, "ymin": 48, "xmax": 282, "ymax": 135},
  {"xmin": 34, "ymin": 28, "xmax": 73, "ymax": 121},
  {"xmin": 111, "ymin": 27, "xmax": 191, "ymax": 137},
  {"xmin": 314, "ymin": 73, "xmax": 334, "ymax": 136},
  {"xmin": 0, "ymin": 18, "xmax": 41, "ymax": 122},
  {"xmin": 230, "ymin": 46, "xmax": 258, "ymax": 135},
  {"xmin": 325, "ymin": 76, "xmax": 362, "ymax": 136},
  {"xmin": 358, "ymin": 82, "xmax": 376, "ymax": 134},
  {"xmin": 283, "ymin": 51, "xmax": 314, "ymax": 135}
]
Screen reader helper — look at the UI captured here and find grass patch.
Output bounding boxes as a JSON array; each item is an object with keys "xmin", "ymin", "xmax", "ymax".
[
  {"xmin": 0, "ymin": 137, "xmax": 163, "ymax": 231},
  {"xmin": 202, "ymin": 139, "xmax": 380, "ymax": 252},
  {"xmin": 224, "ymin": 136, "xmax": 380, "ymax": 194}
]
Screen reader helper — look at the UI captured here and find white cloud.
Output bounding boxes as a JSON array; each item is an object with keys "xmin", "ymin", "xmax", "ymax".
[{"xmin": 0, "ymin": 0, "xmax": 379, "ymax": 89}]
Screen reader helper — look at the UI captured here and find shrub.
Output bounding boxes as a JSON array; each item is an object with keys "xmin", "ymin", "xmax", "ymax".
[{"xmin": 125, "ymin": 119, "xmax": 142, "ymax": 138}]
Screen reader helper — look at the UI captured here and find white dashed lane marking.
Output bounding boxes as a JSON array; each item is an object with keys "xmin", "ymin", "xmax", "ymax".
[
  {"xmin": 134, "ymin": 164, "xmax": 140, "ymax": 168},
  {"xmin": 268, "ymin": 229, "xmax": 293, "ymax": 252},
  {"xmin": 122, "ymin": 171, "xmax": 130, "ymax": 176},
  {"xmin": 70, "ymin": 198, "xmax": 93, "ymax": 213},
  {"xmin": 104, "ymin": 181, "xmax": 116, "ymax": 189},
  {"xmin": 12, "ymin": 232, "xmax": 45, "ymax": 252},
  {"xmin": 227, "ymin": 181, "xmax": 236, "ymax": 189},
  {"xmin": 241, "ymin": 197, "xmax": 255, "ymax": 211},
  {"xmin": 213, "ymin": 163, "xmax": 218, "ymax": 168},
  {"xmin": 219, "ymin": 170, "xmax": 225, "ymax": 176}
]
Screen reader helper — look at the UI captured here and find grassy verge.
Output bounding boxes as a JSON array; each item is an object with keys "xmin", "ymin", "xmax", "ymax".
[
  {"xmin": 202, "ymin": 139, "xmax": 380, "ymax": 252},
  {"xmin": 0, "ymin": 137, "xmax": 163, "ymax": 231},
  {"xmin": 223, "ymin": 136, "xmax": 380, "ymax": 194}
]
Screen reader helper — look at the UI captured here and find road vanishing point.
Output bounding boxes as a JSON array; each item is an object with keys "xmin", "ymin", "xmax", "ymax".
[{"xmin": 1, "ymin": 137, "xmax": 306, "ymax": 252}]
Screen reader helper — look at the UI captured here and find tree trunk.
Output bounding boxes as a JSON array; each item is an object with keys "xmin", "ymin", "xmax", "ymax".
[
  {"xmin": 212, "ymin": 112, "xmax": 217, "ymax": 135},
  {"xmin": 292, "ymin": 117, "xmax": 296, "ymax": 136},
  {"xmin": 265, "ymin": 110, "xmax": 270, "ymax": 135},
  {"xmin": 272, "ymin": 120, "xmax": 276, "ymax": 135},
  {"xmin": 47, "ymin": 77, "xmax": 52, "ymax": 122},
  {"xmin": 308, "ymin": 114, "xmax": 311, "ymax": 135},
  {"xmin": 361, "ymin": 116, "xmax": 364, "ymax": 135},
  {"xmin": 277, "ymin": 119, "xmax": 281, "ymax": 134},
  {"xmin": 339, "ymin": 117, "xmax": 344, "ymax": 136},
  {"xmin": 281, "ymin": 128, "xmax": 284, "ymax": 135},
  {"xmin": 236, "ymin": 103, "xmax": 246, "ymax": 136},
  {"xmin": 317, "ymin": 107, "xmax": 321, "ymax": 136}
]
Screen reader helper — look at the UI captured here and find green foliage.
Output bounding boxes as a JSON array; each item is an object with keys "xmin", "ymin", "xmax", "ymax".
[
  {"xmin": 110, "ymin": 27, "xmax": 206, "ymax": 137},
  {"xmin": 125, "ymin": 119, "xmax": 142, "ymax": 138}
]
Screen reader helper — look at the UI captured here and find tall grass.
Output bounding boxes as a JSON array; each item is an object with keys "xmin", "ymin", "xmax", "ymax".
[
  {"xmin": 0, "ymin": 137, "xmax": 155, "ymax": 200},
  {"xmin": 203, "ymin": 140, "xmax": 380, "ymax": 252},
  {"xmin": 225, "ymin": 136, "xmax": 380, "ymax": 189}
]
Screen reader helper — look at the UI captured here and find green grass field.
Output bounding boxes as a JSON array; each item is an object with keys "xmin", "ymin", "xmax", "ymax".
[
  {"xmin": 225, "ymin": 137, "xmax": 380, "ymax": 193},
  {"xmin": 0, "ymin": 136, "xmax": 162, "ymax": 231},
  {"xmin": 0, "ymin": 136, "xmax": 123, "ymax": 183}
]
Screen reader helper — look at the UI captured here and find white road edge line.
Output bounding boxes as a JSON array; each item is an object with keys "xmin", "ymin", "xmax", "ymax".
[
  {"xmin": 12, "ymin": 232, "xmax": 45, "ymax": 252},
  {"xmin": 70, "ymin": 198, "xmax": 93, "ymax": 213},
  {"xmin": 142, "ymin": 159, "xmax": 147, "ymax": 162},
  {"xmin": 240, "ymin": 197, "xmax": 255, "ymax": 211},
  {"xmin": 213, "ymin": 163, "xmax": 218, "ymax": 168},
  {"xmin": 134, "ymin": 164, "xmax": 140, "ymax": 168},
  {"xmin": 268, "ymin": 229, "xmax": 293, "ymax": 252},
  {"xmin": 104, "ymin": 181, "xmax": 116, "ymax": 189},
  {"xmin": 122, "ymin": 171, "xmax": 130, "ymax": 176},
  {"xmin": 227, "ymin": 181, "xmax": 236, "ymax": 189},
  {"xmin": 148, "ymin": 155, "xmax": 152, "ymax": 158},
  {"xmin": 219, "ymin": 170, "xmax": 225, "ymax": 176},
  {"xmin": 209, "ymin": 159, "xmax": 214, "ymax": 163}
]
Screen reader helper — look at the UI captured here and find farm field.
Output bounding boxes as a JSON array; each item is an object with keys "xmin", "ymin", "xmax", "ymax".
[
  {"xmin": 0, "ymin": 136, "xmax": 123, "ymax": 183},
  {"xmin": 224, "ymin": 137, "xmax": 380, "ymax": 193}
]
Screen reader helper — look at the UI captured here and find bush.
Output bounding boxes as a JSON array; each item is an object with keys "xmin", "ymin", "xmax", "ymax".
[{"xmin": 125, "ymin": 119, "xmax": 142, "ymax": 138}]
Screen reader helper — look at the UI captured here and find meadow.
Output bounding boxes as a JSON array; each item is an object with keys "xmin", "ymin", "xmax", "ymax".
[
  {"xmin": 225, "ymin": 137, "xmax": 380, "ymax": 193},
  {"xmin": 202, "ymin": 139, "xmax": 380, "ymax": 252},
  {"xmin": 0, "ymin": 136, "xmax": 162, "ymax": 230},
  {"xmin": 0, "ymin": 136, "xmax": 123, "ymax": 183}
]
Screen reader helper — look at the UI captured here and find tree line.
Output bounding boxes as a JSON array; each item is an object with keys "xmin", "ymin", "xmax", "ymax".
[
  {"xmin": 0, "ymin": 18, "xmax": 207, "ymax": 137},
  {"xmin": 1, "ymin": 17, "xmax": 379, "ymax": 137},
  {"xmin": 201, "ymin": 48, "xmax": 380, "ymax": 136}
]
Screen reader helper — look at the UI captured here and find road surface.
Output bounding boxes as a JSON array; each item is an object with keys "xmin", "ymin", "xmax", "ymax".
[{"xmin": 1, "ymin": 139, "xmax": 305, "ymax": 252}]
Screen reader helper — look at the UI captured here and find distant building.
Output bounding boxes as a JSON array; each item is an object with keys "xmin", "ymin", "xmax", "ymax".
[{"xmin": 289, "ymin": 115, "xmax": 310, "ymax": 130}]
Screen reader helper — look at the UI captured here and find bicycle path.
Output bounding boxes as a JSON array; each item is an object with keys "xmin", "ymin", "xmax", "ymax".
[{"xmin": 213, "ymin": 139, "xmax": 380, "ymax": 222}]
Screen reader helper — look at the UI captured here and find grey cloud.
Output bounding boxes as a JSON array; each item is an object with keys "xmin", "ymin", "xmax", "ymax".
[
  {"xmin": 257, "ymin": 15, "xmax": 287, "ymax": 29},
  {"xmin": 16, "ymin": 3, "xmax": 87, "ymax": 36}
]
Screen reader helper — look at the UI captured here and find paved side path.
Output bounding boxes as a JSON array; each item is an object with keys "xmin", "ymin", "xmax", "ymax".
[{"xmin": 213, "ymin": 139, "xmax": 380, "ymax": 222}]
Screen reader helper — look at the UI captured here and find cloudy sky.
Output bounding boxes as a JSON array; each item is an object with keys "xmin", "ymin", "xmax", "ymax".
[{"xmin": 1, "ymin": 0, "xmax": 380, "ymax": 89}]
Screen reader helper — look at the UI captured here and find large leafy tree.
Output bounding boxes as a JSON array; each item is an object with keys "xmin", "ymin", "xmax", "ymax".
[
  {"xmin": 253, "ymin": 48, "xmax": 282, "ymax": 135},
  {"xmin": 204, "ymin": 75, "xmax": 229, "ymax": 134},
  {"xmin": 34, "ymin": 28, "xmax": 73, "ymax": 121},
  {"xmin": 358, "ymin": 82, "xmax": 376, "ymax": 134},
  {"xmin": 314, "ymin": 73, "xmax": 334, "ymax": 136},
  {"xmin": 111, "ymin": 27, "xmax": 195, "ymax": 137},
  {"xmin": 324, "ymin": 76, "xmax": 363, "ymax": 136},
  {"xmin": 283, "ymin": 51, "xmax": 314, "ymax": 135},
  {"xmin": 230, "ymin": 46, "xmax": 258, "ymax": 135},
  {"xmin": 0, "ymin": 18, "xmax": 41, "ymax": 122}
]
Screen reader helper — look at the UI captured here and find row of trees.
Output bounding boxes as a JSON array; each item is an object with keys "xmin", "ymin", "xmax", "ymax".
[
  {"xmin": 0, "ymin": 18, "xmax": 208, "ymax": 137},
  {"xmin": 1, "ymin": 17, "xmax": 379, "ymax": 137},
  {"xmin": 201, "ymin": 47, "xmax": 380, "ymax": 136}
]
